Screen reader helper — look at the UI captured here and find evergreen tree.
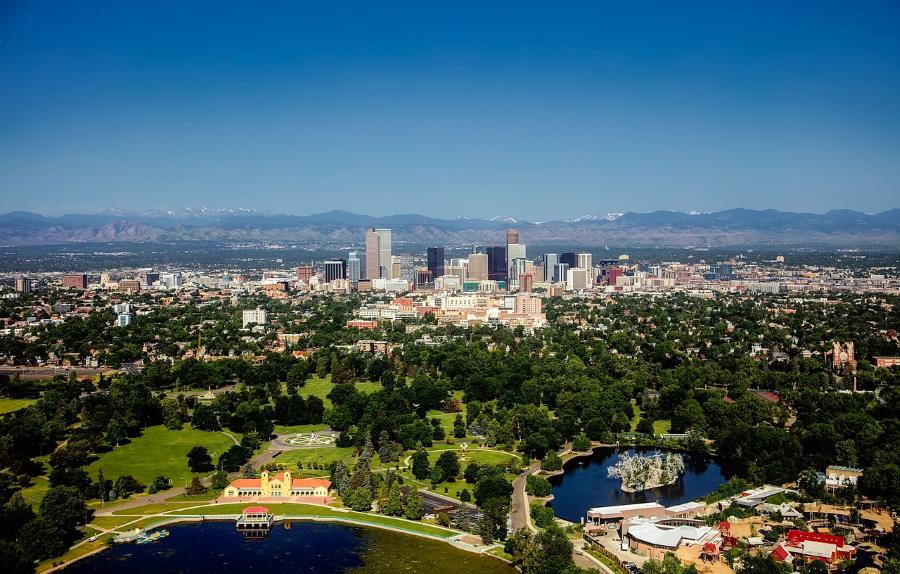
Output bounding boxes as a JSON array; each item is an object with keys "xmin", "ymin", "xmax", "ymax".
[
  {"xmin": 411, "ymin": 446, "xmax": 430, "ymax": 480},
  {"xmin": 382, "ymin": 481, "xmax": 403, "ymax": 516},
  {"xmin": 403, "ymin": 488, "xmax": 424, "ymax": 520}
]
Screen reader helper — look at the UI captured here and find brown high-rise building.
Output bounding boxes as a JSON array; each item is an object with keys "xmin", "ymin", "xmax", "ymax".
[
  {"xmin": 296, "ymin": 266, "xmax": 315, "ymax": 283},
  {"xmin": 62, "ymin": 273, "xmax": 88, "ymax": 289},
  {"xmin": 468, "ymin": 253, "xmax": 488, "ymax": 280},
  {"xmin": 365, "ymin": 229, "xmax": 380, "ymax": 280},
  {"xmin": 519, "ymin": 273, "xmax": 534, "ymax": 293},
  {"xmin": 506, "ymin": 228, "xmax": 519, "ymax": 245},
  {"xmin": 119, "ymin": 279, "xmax": 141, "ymax": 294}
]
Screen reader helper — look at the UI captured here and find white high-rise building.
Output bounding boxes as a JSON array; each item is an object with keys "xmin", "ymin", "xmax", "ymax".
[
  {"xmin": 577, "ymin": 253, "xmax": 592, "ymax": 273},
  {"xmin": 242, "ymin": 308, "xmax": 268, "ymax": 328},
  {"xmin": 507, "ymin": 243, "xmax": 526, "ymax": 287},
  {"xmin": 543, "ymin": 253, "xmax": 559, "ymax": 282}
]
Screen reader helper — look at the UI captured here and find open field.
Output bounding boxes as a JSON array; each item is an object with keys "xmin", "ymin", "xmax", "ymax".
[
  {"xmin": 629, "ymin": 404, "xmax": 671, "ymax": 435},
  {"xmin": 0, "ymin": 397, "xmax": 38, "ymax": 414},
  {"xmin": 85, "ymin": 424, "xmax": 236, "ymax": 487}
]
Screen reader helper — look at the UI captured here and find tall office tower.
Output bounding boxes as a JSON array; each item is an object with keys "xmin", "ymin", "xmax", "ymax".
[
  {"xmin": 554, "ymin": 263, "xmax": 569, "ymax": 283},
  {"xmin": 507, "ymin": 243, "xmax": 526, "ymax": 283},
  {"xmin": 543, "ymin": 253, "xmax": 559, "ymax": 281},
  {"xmin": 416, "ymin": 269, "xmax": 433, "ymax": 286},
  {"xmin": 324, "ymin": 259, "xmax": 347, "ymax": 283},
  {"xmin": 376, "ymin": 228, "xmax": 393, "ymax": 279},
  {"xmin": 427, "ymin": 247, "xmax": 445, "ymax": 281},
  {"xmin": 506, "ymin": 228, "xmax": 519, "ymax": 246},
  {"xmin": 365, "ymin": 229, "xmax": 380, "ymax": 279},
  {"xmin": 296, "ymin": 265, "xmax": 315, "ymax": 283},
  {"xmin": 399, "ymin": 254, "xmax": 416, "ymax": 285},
  {"xmin": 467, "ymin": 253, "xmax": 488, "ymax": 280},
  {"xmin": 559, "ymin": 252, "xmax": 577, "ymax": 269},
  {"xmin": 486, "ymin": 246, "xmax": 507, "ymax": 284},
  {"xmin": 577, "ymin": 253, "xmax": 592, "ymax": 273},
  {"xmin": 15, "ymin": 275, "xmax": 32, "ymax": 293},
  {"xmin": 347, "ymin": 251, "xmax": 361, "ymax": 284},
  {"xmin": 63, "ymin": 273, "xmax": 88, "ymax": 289}
]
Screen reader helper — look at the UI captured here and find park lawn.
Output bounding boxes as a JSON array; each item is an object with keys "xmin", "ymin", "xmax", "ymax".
[
  {"xmin": 167, "ymin": 502, "xmax": 458, "ymax": 537},
  {"xmin": 630, "ymin": 402, "xmax": 641, "ymax": 431},
  {"xmin": 19, "ymin": 477, "xmax": 49, "ymax": 508},
  {"xmin": 425, "ymin": 409, "xmax": 466, "ymax": 436},
  {"xmin": 111, "ymin": 501, "xmax": 208, "ymax": 515},
  {"xmin": 273, "ymin": 446, "xmax": 356, "ymax": 471},
  {"xmin": 295, "ymin": 375, "xmax": 382, "ymax": 409},
  {"xmin": 166, "ymin": 492, "xmax": 218, "ymax": 502},
  {"xmin": 0, "ymin": 397, "xmax": 38, "ymax": 414},
  {"xmin": 91, "ymin": 515, "xmax": 145, "ymax": 529},
  {"xmin": 654, "ymin": 419, "xmax": 672, "ymax": 434},
  {"xmin": 85, "ymin": 424, "xmax": 235, "ymax": 487},
  {"xmin": 426, "ymin": 447, "xmax": 519, "ymax": 467},
  {"xmin": 37, "ymin": 532, "xmax": 114, "ymax": 573}
]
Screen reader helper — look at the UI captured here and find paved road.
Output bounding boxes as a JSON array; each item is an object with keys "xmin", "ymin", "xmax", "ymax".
[{"xmin": 510, "ymin": 459, "xmax": 541, "ymax": 532}]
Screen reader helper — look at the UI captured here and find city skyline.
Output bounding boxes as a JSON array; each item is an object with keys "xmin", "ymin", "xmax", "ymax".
[{"xmin": 2, "ymin": 1, "xmax": 899, "ymax": 219}]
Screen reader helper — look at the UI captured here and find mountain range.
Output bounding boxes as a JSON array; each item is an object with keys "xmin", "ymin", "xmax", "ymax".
[{"xmin": 0, "ymin": 208, "xmax": 898, "ymax": 247}]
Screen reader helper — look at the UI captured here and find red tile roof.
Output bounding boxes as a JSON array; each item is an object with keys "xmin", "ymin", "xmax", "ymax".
[{"xmin": 243, "ymin": 506, "xmax": 269, "ymax": 514}]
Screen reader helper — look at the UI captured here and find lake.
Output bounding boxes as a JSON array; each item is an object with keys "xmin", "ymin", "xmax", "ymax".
[
  {"xmin": 64, "ymin": 520, "xmax": 515, "ymax": 573},
  {"xmin": 549, "ymin": 447, "xmax": 728, "ymax": 522}
]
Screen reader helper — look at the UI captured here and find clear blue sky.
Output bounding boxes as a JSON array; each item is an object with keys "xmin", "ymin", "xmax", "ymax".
[{"xmin": 1, "ymin": 0, "xmax": 898, "ymax": 219}]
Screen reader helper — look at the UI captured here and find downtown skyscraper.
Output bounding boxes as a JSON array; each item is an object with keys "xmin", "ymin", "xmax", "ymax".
[{"xmin": 365, "ymin": 228, "xmax": 393, "ymax": 279}]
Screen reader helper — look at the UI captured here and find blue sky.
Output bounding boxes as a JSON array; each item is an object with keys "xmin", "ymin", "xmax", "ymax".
[{"xmin": 1, "ymin": 0, "xmax": 899, "ymax": 219}]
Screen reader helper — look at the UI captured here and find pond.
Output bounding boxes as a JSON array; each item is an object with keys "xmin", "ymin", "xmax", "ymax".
[
  {"xmin": 65, "ymin": 520, "xmax": 515, "ymax": 574},
  {"xmin": 549, "ymin": 447, "xmax": 728, "ymax": 522}
]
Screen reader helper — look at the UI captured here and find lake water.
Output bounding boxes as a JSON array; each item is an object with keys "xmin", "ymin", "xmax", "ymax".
[
  {"xmin": 549, "ymin": 447, "xmax": 728, "ymax": 522},
  {"xmin": 65, "ymin": 520, "xmax": 514, "ymax": 574}
]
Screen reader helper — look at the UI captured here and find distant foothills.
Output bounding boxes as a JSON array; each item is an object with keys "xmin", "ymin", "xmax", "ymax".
[{"xmin": 0, "ymin": 207, "xmax": 898, "ymax": 248}]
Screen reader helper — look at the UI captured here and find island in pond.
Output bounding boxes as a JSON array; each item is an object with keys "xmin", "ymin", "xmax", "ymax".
[{"xmin": 607, "ymin": 451, "xmax": 685, "ymax": 492}]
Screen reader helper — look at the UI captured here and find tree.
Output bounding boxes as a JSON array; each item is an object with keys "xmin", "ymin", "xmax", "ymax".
[
  {"xmin": 39, "ymin": 486, "xmax": 87, "ymax": 532},
  {"xmin": 436, "ymin": 451, "xmax": 461, "ymax": 482},
  {"xmin": 186, "ymin": 446, "xmax": 213, "ymax": 472},
  {"xmin": 403, "ymin": 488, "xmax": 424, "ymax": 520},
  {"xmin": 286, "ymin": 362, "xmax": 310, "ymax": 389},
  {"xmin": 113, "ymin": 475, "xmax": 144, "ymax": 498},
  {"xmin": 453, "ymin": 413, "xmax": 467, "ymax": 438},
  {"xmin": 521, "ymin": 523, "xmax": 575, "ymax": 574},
  {"xmin": 430, "ymin": 465, "xmax": 445, "ymax": 488},
  {"xmin": 0, "ymin": 540, "xmax": 31, "ymax": 574},
  {"xmin": 211, "ymin": 470, "xmax": 230, "ymax": 490},
  {"xmin": 460, "ymin": 488, "xmax": 471, "ymax": 502},
  {"xmin": 530, "ymin": 501, "xmax": 555, "ymax": 528},
  {"xmin": 525, "ymin": 475, "xmax": 552, "ymax": 497},
  {"xmin": 411, "ymin": 446, "xmax": 430, "ymax": 480},
  {"xmin": 541, "ymin": 451, "xmax": 562, "ymax": 472},
  {"xmin": 454, "ymin": 504, "xmax": 472, "ymax": 531},
  {"xmin": 344, "ymin": 486, "xmax": 373, "ymax": 511},
  {"xmin": 2, "ymin": 493, "xmax": 34, "ymax": 538},
  {"xmin": 191, "ymin": 404, "xmax": 220, "ymax": 431},
  {"xmin": 19, "ymin": 517, "xmax": 66, "ymax": 562},
  {"xmin": 572, "ymin": 433, "xmax": 592, "ymax": 451},
  {"xmin": 186, "ymin": 476, "xmax": 207, "ymax": 495},
  {"xmin": 151, "ymin": 475, "xmax": 171, "ymax": 492},
  {"xmin": 330, "ymin": 461, "xmax": 352, "ymax": 496},
  {"xmin": 381, "ymin": 482, "xmax": 403, "ymax": 516}
]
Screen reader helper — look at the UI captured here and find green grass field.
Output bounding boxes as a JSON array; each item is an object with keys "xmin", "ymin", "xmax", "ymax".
[
  {"xmin": 0, "ymin": 397, "xmax": 38, "ymax": 414},
  {"xmin": 85, "ymin": 425, "xmax": 236, "ymax": 487},
  {"xmin": 274, "ymin": 423, "xmax": 328, "ymax": 435},
  {"xmin": 19, "ymin": 477, "xmax": 49, "ymax": 508},
  {"xmin": 293, "ymin": 375, "xmax": 382, "ymax": 409},
  {"xmin": 629, "ymin": 403, "xmax": 671, "ymax": 434}
]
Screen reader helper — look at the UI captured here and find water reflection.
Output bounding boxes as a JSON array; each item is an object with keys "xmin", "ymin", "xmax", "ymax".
[{"xmin": 549, "ymin": 447, "xmax": 727, "ymax": 522}]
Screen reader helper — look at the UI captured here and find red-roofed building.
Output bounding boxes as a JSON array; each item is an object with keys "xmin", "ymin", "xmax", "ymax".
[
  {"xmin": 776, "ymin": 530, "xmax": 856, "ymax": 567},
  {"xmin": 224, "ymin": 471, "xmax": 331, "ymax": 500}
]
